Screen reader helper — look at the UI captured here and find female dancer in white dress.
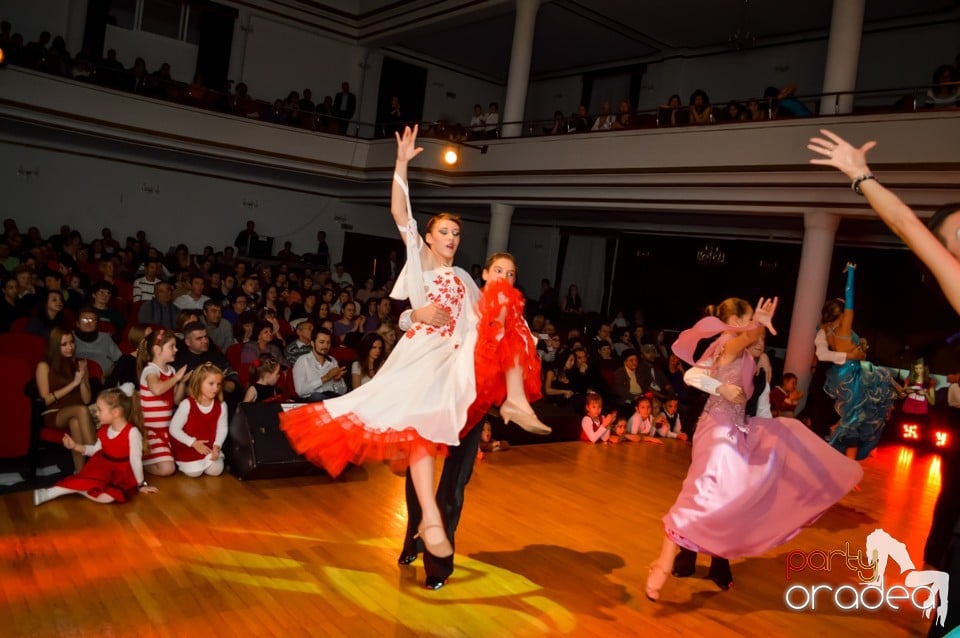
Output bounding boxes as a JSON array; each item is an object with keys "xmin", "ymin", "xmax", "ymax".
[{"xmin": 281, "ymin": 126, "xmax": 546, "ymax": 559}]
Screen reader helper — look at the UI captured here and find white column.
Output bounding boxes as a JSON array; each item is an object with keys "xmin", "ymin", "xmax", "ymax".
[
  {"xmin": 819, "ymin": 0, "xmax": 865, "ymax": 115},
  {"xmin": 501, "ymin": 0, "xmax": 541, "ymax": 138},
  {"xmin": 784, "ymin": 211, "xmax": 839, "ymax": 398},
  {"xmin": 487, "ymin": 203, "xmax": 514, "ymax": 255}
]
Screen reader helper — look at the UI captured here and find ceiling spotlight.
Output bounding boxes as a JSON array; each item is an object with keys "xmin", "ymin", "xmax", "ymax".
[{"xmin": 443, "ymin": 148, "xmax": 459, "ymax": 165}]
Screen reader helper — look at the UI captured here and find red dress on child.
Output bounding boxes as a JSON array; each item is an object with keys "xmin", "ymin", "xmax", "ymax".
[
  {"xmin": 170, "ymin": 397, "xmax": 223, "ymax": 464},
  {"xmin": 57, "ymin": 423, "xmax": 139, "ymax": 503},
  {"xmin": 140, "ymin": 363, "xmax": 175, "ymax": 466}
]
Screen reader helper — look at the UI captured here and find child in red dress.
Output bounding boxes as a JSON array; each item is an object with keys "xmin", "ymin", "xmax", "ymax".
[
  {"xmin": 138, "ymin": 328, "xmax": 191, "ymax": 477},
  {"xmin": 169, "ymin": 363, "xmax": 228, "ymax": 477},
  {"xmin": 34, "ymin": 385, "xmax": 159, "ymax": 505}
]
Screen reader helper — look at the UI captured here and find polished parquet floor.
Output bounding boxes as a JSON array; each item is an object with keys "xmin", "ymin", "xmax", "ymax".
[{"xmin": 0, "ymin": 439, "xmax": 943, "ymax": 637}]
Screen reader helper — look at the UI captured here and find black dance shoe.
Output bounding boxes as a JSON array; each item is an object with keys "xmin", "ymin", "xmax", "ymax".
[
  {"xmin": 672, "ymin": 548, "xmax": 697, "ymax": 578},
  {"xmin": 397, "ymin": 550, "xmax": 418, "ymax": 565},
  {"xmin": 708, "ymin": 558, "xmax": 733, "ymax": 590},
  {"xmin": 424, "ymin": 575, "xmax": 447, "ymax": 590}
]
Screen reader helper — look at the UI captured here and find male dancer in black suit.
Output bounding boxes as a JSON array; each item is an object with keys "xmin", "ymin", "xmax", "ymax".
[{"xmin": 397, "ymin": 420, "xmax": 484, "ymax": 589}]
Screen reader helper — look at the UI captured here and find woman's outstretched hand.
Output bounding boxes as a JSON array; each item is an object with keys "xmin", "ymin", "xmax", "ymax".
[
  {"xmin": 754, "ymin": 297, "xmax": 779, "ymax": 336},
  {"xmin": 807, "ymin": 129, "xmax": 876, "ymax": 180},
  {"xmin": 395, "ymin": 125, "xmax": 424, "ymax": 163}
]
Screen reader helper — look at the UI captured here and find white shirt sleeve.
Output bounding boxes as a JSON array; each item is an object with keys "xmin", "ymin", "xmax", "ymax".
[
  {"xmin": 398, "ymin": 309, "xmax": 414, "ymax": 331},
  {"xmin": 684, "ymin": 363, "xmax": 722, "ymax": 395},
  {"xmin": 82, "ymin": 439, "xmax": 103, "ymax": 457},
  {"xmin": 815, "ymin": 329, "xmax": 847, "ymax": 365},
  {"xmin": 214, "ymin": 402, "xmax": 228, "ymax": 448},
  {"xmin": 168, "ymin": 400, "xmax": 195, "ymax": 447},
  {"xmin": 755, "ymin": 383, "xmax": 773, "ymax": 418},
  {"xmin": 292, "ymin": 356, "xmax": 314, "ymax": 396},
  {"xmin": 581, "ymin": 416, "xmax": 609, "ymax": 442},
  {"xmin": 129, "ymin": 428, "xmax": 144, "ymax": 485}
]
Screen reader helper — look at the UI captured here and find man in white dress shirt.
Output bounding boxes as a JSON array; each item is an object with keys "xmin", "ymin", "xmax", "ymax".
[{"xmin": 293, "ymin": 327, "xmax": 347, "ymax": 401}]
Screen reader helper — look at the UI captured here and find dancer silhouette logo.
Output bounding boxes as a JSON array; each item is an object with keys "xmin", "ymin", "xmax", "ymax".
[{"xmin": 783, "ymin": 528, "xmax": 949, "ymax": 627}]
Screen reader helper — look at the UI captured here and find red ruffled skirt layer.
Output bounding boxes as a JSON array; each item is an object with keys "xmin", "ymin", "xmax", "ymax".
[
  {"xmin": 57, "ymin": 453, "xmax": 138, "ymax": 503},
  {"xmin": 466, "ymin": 280, "xmax": 543, "ymax": 430},
  {"xmin": 281, "ymin": 403, "xmax": 449, "ymax": 477}
]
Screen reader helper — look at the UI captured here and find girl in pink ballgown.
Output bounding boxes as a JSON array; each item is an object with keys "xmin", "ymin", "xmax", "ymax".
[{"xmin": 645, "ymin": 297, "xmax": 862, "ymax": 601}]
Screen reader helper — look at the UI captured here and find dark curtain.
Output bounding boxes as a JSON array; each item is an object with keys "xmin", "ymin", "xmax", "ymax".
[
  {"xmin": 602, "ymin": 236, "xmax": 617, "ymax": 317},
  {"xmin": 375, "ymin": 57, "xmax": 427, "ymax": 138},
  {"xmin": 83, "ymin": 0, "xmax": 110, "ymax": 56},
  {"xmin": 191, "ymin": 0, "xmax": 237, "ymax": 90}
]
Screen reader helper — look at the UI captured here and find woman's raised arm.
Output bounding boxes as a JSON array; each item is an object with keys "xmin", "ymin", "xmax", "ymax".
[{"xmin": 391, "ymin": 125, "xmax": 424, "ymax": 229}]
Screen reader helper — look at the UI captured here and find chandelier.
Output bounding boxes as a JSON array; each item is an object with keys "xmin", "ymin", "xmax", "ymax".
[
  {"xmin": 696, "ymin": 243, "xmax": 727, "ymax": 266},
  {"xmin": 728, "ymin": 0, "xmax": 757, "ymax": 51}
]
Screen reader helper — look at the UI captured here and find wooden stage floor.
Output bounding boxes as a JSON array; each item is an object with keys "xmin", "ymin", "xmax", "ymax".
[{"xmin": 0, "ymin": 439, "xmax": 943, "ymax": 637}]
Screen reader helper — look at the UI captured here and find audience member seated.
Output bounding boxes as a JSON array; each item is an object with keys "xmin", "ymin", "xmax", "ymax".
[
  {"xmin": 546, "ymin": 110, "xmax": 567, "ymax": 135},
  {"xmin": 569, "ymin": 347, "xmax": 606, "ymax": 397},
  {"xmin": 607, "ymin": 416, "xmax": 630, "ymax": 444},
  {"xmin": 591, "ymin": 101, "xmax": 616, "ymax": 131},
  {"xmin": 329, "ymin": 262, "xmax": 353, "ymax": 288},
  {"xmin": 138, "ymin": 281, "xmax": 177, "ymax": 329},
  {"xmin": 234, "ymin": 310, "xmax": 257, "ymax": 344},
  {"xmin": 569, "ymin": 105, "xmax": 592, "ymax": 132},
  {"xmin": 658, "ymin": 94, "xmax": 688, "ymax": 127},
  {"xmin": 174, "ymin": 322, "xmax": 241, "ymax": 400},
  {"xmin": 655, "ymin": 396, "xmax": 687, "ymax": 439},
  {"xmin": 770, "ymin": 372, "xmax": 803, "ymax": 418},
  {"xmin": 484, "ymin": 102, "xmax": 500, "ymax": 138},
  {"xmin": 351, "ymin": 332, "xmax": 385, "ymax": 388},
  {"xmin": 562, "ymin": 284, "xmax": 583, "ymax": 314},
  {"xmin": 688, "ymin": 89, "xmax": 713, "ymax": 125},
  {"xmin": 375, "ymin": 319, "xmax": 399, "ymax": 357},
  {"xmin": 241, "ymin": 320, "xmax": 286, "ymax": 369},
  {"xmin": 109, "ymin": 323, "xmax": 151, "ymax": 388},
  {"xmin": 223, "ymin": 290, "xmax": 248, "ymax": 325},
  {"xmin": 581, "ymin": 392, "xmax": 615, "ymax": 443},
  {"xmin": 478, "ymin": 418, "xmax": 510, "ymax": 456},
  {"xmin": 613, "ymin": 327, "xmax": 635, "ymax": 357},
  {"xmin": 26, "ymin": 289, "xmax": 69, "ymax": 339},
  {"xmin": 133, "ymin": 257, "xmax": 163, "ymax": 302},
  {"xmin": 593, "ymin": 323, "xmax": 614, "ymax": 351},
  {"xmin": 613, "ymin": 100, "xmax": 633, "ymax": 129},
  {"xmin": 242, "ymin": 355, "xmax": 283, "ymax": 404},
  {"xmin": 285, "ymin": 319, "xmax": 315, "ymax": 366},
  {"xmin": 538, "ymin": 330, "xmax": 562, "ymax": 366},
  {"xmin": 0, "ymin": 275, "xmax": 22, "ymax": 331},
  {"xmin": 14, "ymin": 264, "xmax": 38, "ymax": 314},
  {"xmin": 333, "ymin": 301, "xmax": 363, "ymax": 340},
  {"xmin": 666, "ymin": 353, "xmax": 686, "ymax": 395},
  {"xmin": 175, "ymin": 274, "xmax": 210, "ymax": 311},
  {"xmin": 174, "ymin": 309, "xmax": 201, "ymax": 342},
  {"xmin": 35, "ymin": 327, "xmax": 96, "ymax": 470},
  {"xmin": 745, "ymin": 97, "xmax": 765, "ymax": 121},
  {"xmin": 595, "ymin": 341, "xmax": 618, "ymax": 375},
  {"xmin": 636, "ymin": 344, "xmax": 673, "ymax": 401},
  {"xmin": 611, "ymin": 348, "xmax": 645, "ymax": 409},
  {"xmin": 626, "ymin": 395, "xmax": 656, "ymax": 438},
  {"xmin": 73, "ymin": 306, "xmax": 122, "ymax": 378},
  {"xmin": 201, "ymin": 299, "xmax": 234, "ymax": 354},
  {"xmin": 925, "ymin": 64, "xmax": 959, "ymax": 107},
  {"xmin": 89, "ymin": 281, "xmax": 125, "ymax": 333},
  {"xmin": 764, "ymin": 84, "xmax": 813, "ymax": 118},
  {"xmin": 292, "ymin": 326, "xmax": 347, "ymax": 401}
]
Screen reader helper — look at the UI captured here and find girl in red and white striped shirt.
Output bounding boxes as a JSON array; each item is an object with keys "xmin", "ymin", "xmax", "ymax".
[{"xmin": 137, "ymin": 328, "xmax": 191, "ymax": 476}]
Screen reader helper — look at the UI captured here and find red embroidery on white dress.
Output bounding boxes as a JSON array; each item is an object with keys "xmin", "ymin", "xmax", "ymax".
[{"xmin": 403, "ymin": 271, "xmax": 465, "ymax": 339}]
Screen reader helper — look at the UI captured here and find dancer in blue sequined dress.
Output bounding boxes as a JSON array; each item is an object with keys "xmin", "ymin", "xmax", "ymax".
[{"xmin": 821, "ymin": 263, "xmax": 896, "ymax": 460}]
